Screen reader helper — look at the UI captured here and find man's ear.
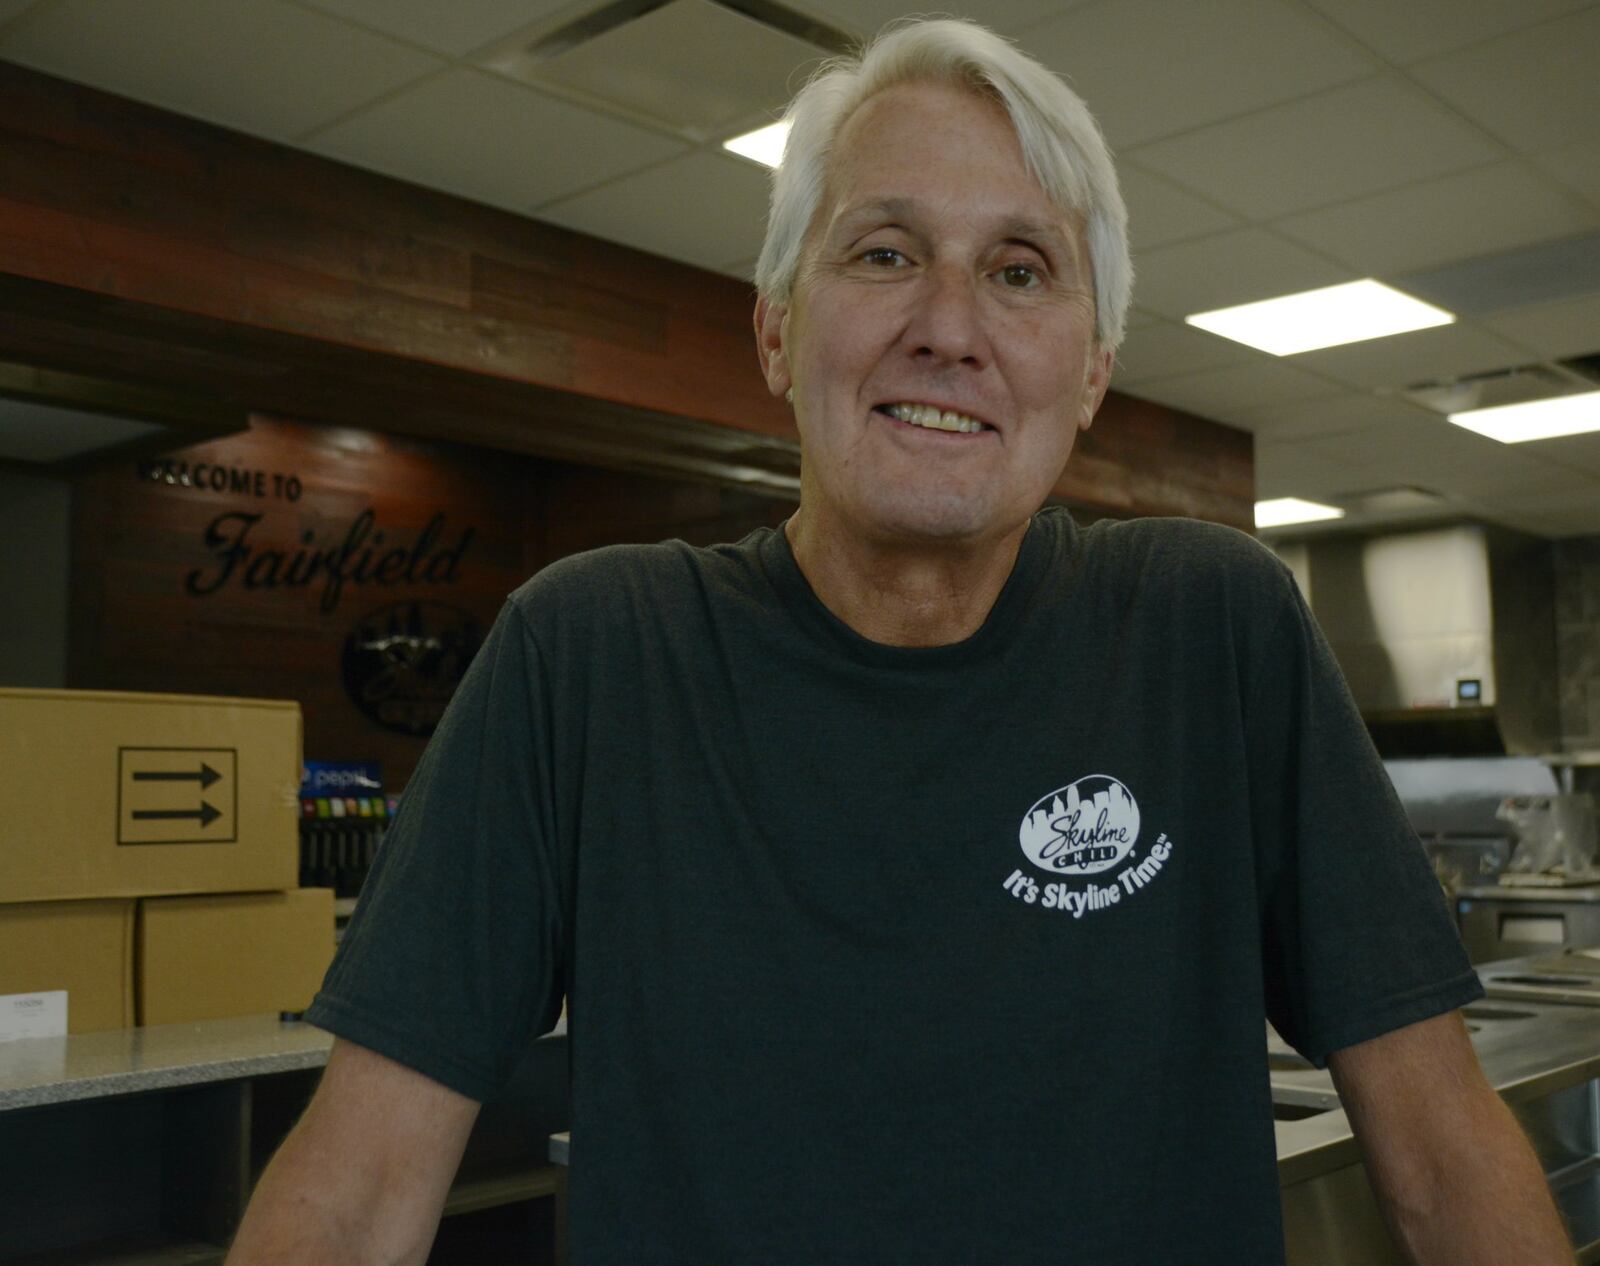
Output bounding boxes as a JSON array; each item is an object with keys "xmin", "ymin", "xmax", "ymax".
[
  {"xmin": 753, "ymin": 295, "xmax": 792, "ymax": 400},
  {"xmin": 1076, "ymin": 343, "xmax": 1116, "ymax": 432}
]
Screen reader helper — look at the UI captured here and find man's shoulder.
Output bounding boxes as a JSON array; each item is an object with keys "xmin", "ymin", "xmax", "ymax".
[
  {"xmin": 1075, "ymin": 513, "xmax": 1289, "ymax": 588},
  {"xmin": 506, "ymin": 531, "xmax": 773, "ymax": 630}
]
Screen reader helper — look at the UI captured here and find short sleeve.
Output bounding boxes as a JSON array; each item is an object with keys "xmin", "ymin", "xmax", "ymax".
[
  {"xmin": 1247, "ymin": 573, "xmax": 1483, "ymax": 1068},
  {"xmin": 305, "ymin": 601, "xmax": 568, "ymax": 1101}
]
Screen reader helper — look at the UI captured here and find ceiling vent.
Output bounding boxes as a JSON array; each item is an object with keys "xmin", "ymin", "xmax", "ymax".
[
  {"xmin": 483, "ymin": 0, "xmax": 848, "ymax": 140},
  {"xmin": 1400, "ymin": 361, "xmax": 1591, "ymax": 414}
]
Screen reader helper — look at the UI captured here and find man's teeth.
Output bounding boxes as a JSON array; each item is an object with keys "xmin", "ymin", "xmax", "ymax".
[{"xmin": 883, "ymin": 403, "xmax": 986, "ymax": 434}]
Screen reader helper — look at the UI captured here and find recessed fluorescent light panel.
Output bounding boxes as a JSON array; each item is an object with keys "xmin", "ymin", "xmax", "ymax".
[
  {"xmin": 1447, "ymin": 390, "xmax": 1600, "ymax": 443},
  {"xmin": 1187, "ymin": 280, "xmax": 1454, "ymax": 356},
  {"xmin": 1255, "ymin": 497, "xmax": 1345, "ymax": 529},
  {"xmin": 722, "ymin": 120, "xmax": 790, "ymax": 168}
]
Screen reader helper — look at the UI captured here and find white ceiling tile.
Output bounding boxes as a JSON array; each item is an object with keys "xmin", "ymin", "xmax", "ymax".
[
  {"xmin": 1129, "ymin": 77, "xmax": 1501, "ymax": 221},
  {"xmin": 1123, "ymin": 309, "xmax": 1164, "ymax": 331},
  {"xmin": 537, "ymin": 150, "xmax": 771, "ymax": 272},
  {"xmin": 1118, "ymin": 164, "xmax": 1242, "ymax": 251},
  {"xmin": 1534, "ymin": 433, "xmax": 1600, "ymax": 482},
  {"xmin": 1110, "ymin": 320, "xmax": 1256, "ymax": 385},
  {"xmin": 1316, "ymin": 416, "xmax": 1596, "ymax": 497},
  {"xmin": 0, "ymin": 0, "xmax": 441, "ymax": 141},
  {"xmin": 1253, "ymin": 437, "xmax": 1374, "ymax": 500},
  {"xmin": 1232, "ymin": 392, "xmax": 1438, "ymax": 441},
  {"xmin": 1131, "ymin": 228, "xmax": 1350, "ymax": 320},
  {"xmin": 1530, "ymin": 141, "xmax": 1600, "ymax": 212},
  {"xmin": 1291, "ymin": 324, "xmax": 1529, "ymax": 391},
  {"xmin": 307, "ymin": 69, "xmax": 686, "ymax": 212},
  {"xmin": 296, "ymin": 0, "xmax": 574, "ymax": 58},
  {"xmin": 1020, "ymin": 0, "xmax": 1375, "ymax": 148},
  {"xmin": 791, "ymin": 0, "xmax": 1080, "ymax": 40},
  {"xmin": 1482, "ymin": 294, "xmax": 1600, "ymax": 360},
  {"xmin": 1411, "ymin": 9, "xmax": 1600, "ymax": 153},
  {"xmin": 1274, "ymin": 161, "xmax": 1599, "ymax": 277},
  {"xmin": 1127, "ymin": 360, "xmax": 1343, "ymax": 423},
  {"xmin": 1300, "ymin": 0, "xmax": 1591, "ymax": 64}
]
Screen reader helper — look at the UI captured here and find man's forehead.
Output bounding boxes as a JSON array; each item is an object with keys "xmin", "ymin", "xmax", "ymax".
[
  {"xmin": 831, "ymin": 194, "xmax": 1072, "ymax": 242},
  {"xmin": 815, "ymin": 81, "xmax": 1076, "ymax": 239}
]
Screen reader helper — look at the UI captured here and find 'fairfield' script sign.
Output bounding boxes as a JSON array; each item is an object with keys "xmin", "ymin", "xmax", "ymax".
[{"xmin": 185, "ymin": 509, "xmax": 475, "ymax": 613}]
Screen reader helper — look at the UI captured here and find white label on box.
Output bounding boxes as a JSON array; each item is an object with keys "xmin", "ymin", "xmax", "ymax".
[{"xmin": 0, "ymin": 990, "xmax": 68, "ymax": 1041}]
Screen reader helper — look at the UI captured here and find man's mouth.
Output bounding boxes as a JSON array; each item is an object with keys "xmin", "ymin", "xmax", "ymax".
[{"xmin": 875, "ymin": 402, "xmax": 994, "ymax": 435}]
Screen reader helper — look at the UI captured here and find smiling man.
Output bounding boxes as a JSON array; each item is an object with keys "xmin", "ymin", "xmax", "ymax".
[
  {"xmin": 756, "ymin": 75, "xmax": 1112, "ymax": 647},
  {"xmin": 227, "ymin": 19, "xmax": 1573, "ymax": 1266}
]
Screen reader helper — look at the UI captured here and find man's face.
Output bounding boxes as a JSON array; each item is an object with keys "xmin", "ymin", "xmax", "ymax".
[{"xmin": 757, "ymin": 79, "xmax": 1114, "ymax": 549}]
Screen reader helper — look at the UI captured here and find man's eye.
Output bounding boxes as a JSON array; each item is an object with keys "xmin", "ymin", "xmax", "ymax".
[
  {"xmin": 1000, "ymin": 263, "xmax": 1041, "ymax": 288},
  {"xmin": 860, "ymin": 246, "xmax": 908, "ymax": 267}
]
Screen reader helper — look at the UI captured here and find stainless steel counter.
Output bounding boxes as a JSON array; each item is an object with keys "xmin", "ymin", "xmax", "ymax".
[{"xmin": 1274, "ymin": 990, "xmax": 1600, "ymax": 1264}]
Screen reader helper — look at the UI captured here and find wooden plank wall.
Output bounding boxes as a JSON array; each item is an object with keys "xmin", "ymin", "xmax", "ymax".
[
  {"xmin": 0, "ymin": 61, "xmax": 1253, "ymax": 528},
  {"xmin": 71, "ymin": 417, "xmax": 789, "ymax": 786}
]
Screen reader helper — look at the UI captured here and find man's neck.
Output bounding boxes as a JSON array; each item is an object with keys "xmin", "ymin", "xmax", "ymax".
[{"xmin": 784, "ymin": 509, "xmax": 1029, "ymax": 648}]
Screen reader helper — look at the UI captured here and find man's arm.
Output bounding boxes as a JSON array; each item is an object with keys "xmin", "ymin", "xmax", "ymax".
[
  {"xmin": 1328, "ymin": 1010, "xmax": 1575, "ymax": 1265},
  {"xmin": 225, "ymin": 1037, "xmax": 481, "ymax": 1266}
]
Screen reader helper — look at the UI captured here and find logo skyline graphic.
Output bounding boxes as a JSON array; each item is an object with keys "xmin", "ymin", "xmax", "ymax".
[{"xmin": 1018, "ymin": 775, "xmax": 1141, "ymax": 876}]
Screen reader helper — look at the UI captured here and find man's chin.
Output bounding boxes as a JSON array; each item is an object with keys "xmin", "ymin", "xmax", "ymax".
[{"xmin": 854, "ymin": 493, "xmax": 1021, "ymax": 550}]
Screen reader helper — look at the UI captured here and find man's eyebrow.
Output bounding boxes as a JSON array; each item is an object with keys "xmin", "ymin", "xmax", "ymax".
[
  {"xmin": 829, "ymin": 197, "xmax": 917, "ymax": 232},
  {"xmin": 831, "ymin": 201, "xmax": 1076, "ymax": 248},
  {"xmin": 999, "ymin": 218, "xmax": 1071, "ymax": 246}
]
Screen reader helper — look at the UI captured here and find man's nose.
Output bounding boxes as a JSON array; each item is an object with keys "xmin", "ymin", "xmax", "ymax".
[{"xmin": 907, "ymin": 262, "xmax": 989, "ymax": 368}]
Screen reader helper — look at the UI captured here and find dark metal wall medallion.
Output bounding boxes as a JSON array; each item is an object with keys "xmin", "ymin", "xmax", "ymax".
[{"xmin": 342, "ymin": 601, "xmax": 483, "ymax": 737}]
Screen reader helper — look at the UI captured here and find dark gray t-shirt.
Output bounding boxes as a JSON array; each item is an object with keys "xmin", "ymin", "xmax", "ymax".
[{"xmin": 307, "ymin": 508, "xmax": 1482, "ymax": 1264}]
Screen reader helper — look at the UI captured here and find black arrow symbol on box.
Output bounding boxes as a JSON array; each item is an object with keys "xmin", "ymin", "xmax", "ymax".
[
  {"xmin": 132, "ymin": 763, "xmax": 222, "ymax": 790},
  {"xmin": 131, "ymin": 803, "xmax": 222, "ymax": 829}
]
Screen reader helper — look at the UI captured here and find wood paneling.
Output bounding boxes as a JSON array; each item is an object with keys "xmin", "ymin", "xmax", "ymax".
[
  {"xmin": 0, "ymin": 60, "xmax": 1251, "ymax": 527},
  {"xmin": 70, "ymin": 417, "xmax": 789, "ymax": 786}
]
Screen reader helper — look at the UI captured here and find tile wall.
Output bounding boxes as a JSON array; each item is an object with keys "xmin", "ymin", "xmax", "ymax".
[{"xmin": 1555, "ymin": 535, "xmax": 1600, "ymax": 753}]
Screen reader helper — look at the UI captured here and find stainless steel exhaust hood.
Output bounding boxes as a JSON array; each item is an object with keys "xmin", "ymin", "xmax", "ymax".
[{"xmin": 1272, "ymin": 525, "xmax": 1562, "ymax": 757}]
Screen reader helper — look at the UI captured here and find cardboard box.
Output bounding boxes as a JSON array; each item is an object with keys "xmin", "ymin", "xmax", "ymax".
[
  {"xmin": 0, "ymin": 688, "xmax": 300, "ymax": 904},
  {"xmin": 0, "ymin": 900, "xmax": 135, "ymax": 1036},
  {"xmin": 137, "ymin": 888, "xmax": 335, "ymax": 1026}
]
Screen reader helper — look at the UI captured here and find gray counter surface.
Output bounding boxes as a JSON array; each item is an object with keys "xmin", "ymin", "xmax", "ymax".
[{"xmin": 0, "ymin": 1010, "xmax": 568, "ymax": 1111}]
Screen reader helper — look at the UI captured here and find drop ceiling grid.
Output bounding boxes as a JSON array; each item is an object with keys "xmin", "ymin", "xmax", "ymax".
[
  {"xmin": 1015, "ymin": 0, "xmax": 1381, "ymax": 151},
  {"xmin": 1126, "ymin": 76, "xmax": 1506, "ymax": 222},
  {"xmin": 1409, "ymin": 7, "xmax": 1600, "ymax": 155},
  {"xmin": 1271, "ymin": 160, "xmax": 1600, "ymax": 278},
  {"xmin": 1111, "ymin": 320, "xmax": 1258, "ymax": 386},
  {"xmin": 1333, "ymin": 420, "xmax": 1600, "ymax": 498},
  {"xmin": 790, "ymin": 0, "xmax": 1081, "ymax": 41},
  {"xmin": 286, "ymin": 0, "xmax": 583, "ymax": 60},
  {"xmin": 0, "ymin": 0, "xmax": 1594, "ymax": 533},
  {"xmin": 1232, "ymin": 393, "xmax": 1439, "ymax": 443},
  {"xmin": 1289, "ymin": 323, "xmax": 1537, "ymax": 393},
  {"xmin": 1252, "ymin": 435, "xmax": 1375, "ymax": 500},
  {"xmin": 1483, "ymin": 294, "xmax": 1600, "ymax": 360},
  {"xmin": 535, "ymin": 149, "xmax": 772, "ymax": 273},
  {"xmin": 1294, "ymin": 0, "xmax": 1596, "ymax": 65},
  {"xmin": 0, "ymin": 0, "xmax": 446, "ymax": 142},
  {"xmin": 302, "ymin": 67, "xmax": 691, "ymax": 214}
]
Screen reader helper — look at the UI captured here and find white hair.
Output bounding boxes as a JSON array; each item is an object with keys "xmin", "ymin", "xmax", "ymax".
[{"xmin": 754, "ymin": 18, "xmax": 1132, "ymax": 349}]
